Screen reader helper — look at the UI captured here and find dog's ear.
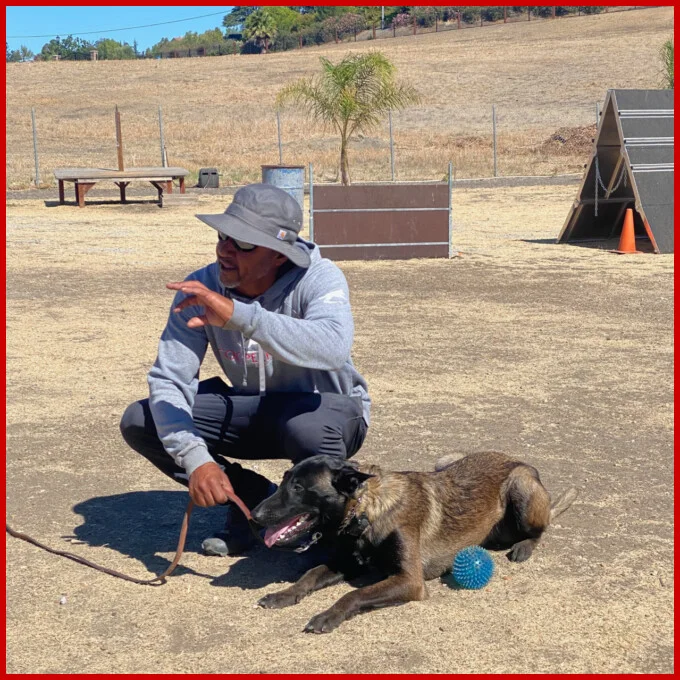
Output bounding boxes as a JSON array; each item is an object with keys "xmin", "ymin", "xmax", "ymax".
[{"xmin": 332, "ymin": 466, "xmax": 374, "ymax": 497}]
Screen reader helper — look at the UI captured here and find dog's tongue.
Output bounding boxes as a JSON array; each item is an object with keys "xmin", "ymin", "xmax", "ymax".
[{"xmin": 264, "ymin": 516, "xmax": 302, "ymax": 548}]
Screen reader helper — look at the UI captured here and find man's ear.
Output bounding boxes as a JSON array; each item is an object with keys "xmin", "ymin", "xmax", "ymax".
[
  {"xmin": 272, "ymin": 251, "xmax": 288, "ymax": 267},
  {"xmin": 332, "ymin": 466, "xmax": 374, "ymax": 497}
]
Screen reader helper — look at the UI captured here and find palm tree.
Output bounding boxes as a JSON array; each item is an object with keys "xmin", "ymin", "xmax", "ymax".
[
  {"xmin": 660, "ymin": 38, "xmax": 674, "ymax": 88},
  {"xmin": 243, "ymin": 8, "xmax": 277, "ymax": 54},
  {"xmin": 276, "ymin": 51, "xmax": 420, "ymax": 185}
]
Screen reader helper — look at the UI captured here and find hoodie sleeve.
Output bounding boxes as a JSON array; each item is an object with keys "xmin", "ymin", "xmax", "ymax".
[
  {"xmin": 146, "ymin": 285, "xmax": 214, "ymax": 477},
  {"xmin": 224, "ymin": 260, "xmax": 353, "ymax": 370}
]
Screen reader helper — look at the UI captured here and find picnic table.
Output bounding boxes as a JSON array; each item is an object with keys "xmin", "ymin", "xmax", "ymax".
[{"xmin": 53, "ymin": 167, "xmax": 190, "ymax": 207}]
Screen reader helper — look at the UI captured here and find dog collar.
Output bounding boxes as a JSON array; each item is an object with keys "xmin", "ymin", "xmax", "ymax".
[{"xmin": 338, "ymin": 498, "xmax": 370, "ymax": 537}]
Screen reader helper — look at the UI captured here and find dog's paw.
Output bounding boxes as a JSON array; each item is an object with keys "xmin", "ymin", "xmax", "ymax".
[
  {"xmin": 257, "ymin": 590, "xmax": 301, "ymax": 609},
  {"xmin": 507, "ymin": 539, "xmax": 534, "ymax": 563},
  {"xmin": 304, "ymin": 608, "xmax": 344, "ymax": 634}
]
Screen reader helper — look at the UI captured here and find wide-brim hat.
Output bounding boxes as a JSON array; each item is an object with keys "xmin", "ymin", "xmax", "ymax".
[{"xmin": 196, "ymin": 183, "xmax": 310, "ymax": 268}]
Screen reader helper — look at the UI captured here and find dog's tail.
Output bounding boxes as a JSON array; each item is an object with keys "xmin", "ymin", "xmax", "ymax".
[{"xmin": 550, "ymin": 487, "xmax": 579, "ymax": 521}]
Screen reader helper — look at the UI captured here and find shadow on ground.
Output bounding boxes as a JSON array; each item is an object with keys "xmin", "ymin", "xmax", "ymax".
[
  {"xmin": 44, "ymin": 199, "xmax": 160, "ymax": 208},
  {"xmin": 70, "ymin": 491, "xmax": 318, "ymax": 588}
]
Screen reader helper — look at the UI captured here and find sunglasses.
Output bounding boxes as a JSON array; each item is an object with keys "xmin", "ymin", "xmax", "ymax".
[{"xmin": 218, "ymin": 233, "xmax": 257, "ymax": 252}]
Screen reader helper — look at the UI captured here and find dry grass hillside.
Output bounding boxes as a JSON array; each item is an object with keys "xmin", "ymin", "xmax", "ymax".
[{"xmin": 5, "ymin": 6, "xmax": 673, "ymax": 188}]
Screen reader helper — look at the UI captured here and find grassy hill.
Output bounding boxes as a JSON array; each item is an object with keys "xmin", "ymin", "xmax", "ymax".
[{"xmin": 5, "ymin": 6, "xmax": 673, "ymax": 189}]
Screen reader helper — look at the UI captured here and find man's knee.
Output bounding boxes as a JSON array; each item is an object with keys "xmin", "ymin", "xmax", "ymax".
[
  {"xmin": 281, "ymin": 413, "xmax": 348, "ymax": 462},
  {"xmin": 119, "ymin": 400, "xmax": 147, "ymax": 448}
]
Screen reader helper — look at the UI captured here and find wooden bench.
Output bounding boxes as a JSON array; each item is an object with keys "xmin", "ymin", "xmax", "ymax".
[{"xmin": 53, "ymin": 167, "xmax": 190, "ymax": 207}]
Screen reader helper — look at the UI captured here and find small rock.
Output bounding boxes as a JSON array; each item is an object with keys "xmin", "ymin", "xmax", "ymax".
[{"xmin": 59, "ymin": 595, "xmax": 67, "ymax": 605}]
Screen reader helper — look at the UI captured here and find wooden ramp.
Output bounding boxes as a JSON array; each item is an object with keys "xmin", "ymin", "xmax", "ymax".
[{"xmin": 557, "ymin": 89, "xmax": 674, "ymax": 253}]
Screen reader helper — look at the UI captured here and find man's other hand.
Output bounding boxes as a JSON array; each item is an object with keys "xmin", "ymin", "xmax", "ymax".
[
  {"xmin": 167, "ymin": 280, "xmax": 234, "ymax": 328},
  {"xmin": 189, "ymin": 461, "xmax": 236, "ymax": 507}
]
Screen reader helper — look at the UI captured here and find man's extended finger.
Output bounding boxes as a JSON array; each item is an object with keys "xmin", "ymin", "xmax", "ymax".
[
  {"xmin": 173, "ymin": 295, "xmax": 201, "ymax": 312},
  {"xmin": 167, "ymin": 281, "xmax": 210, "ymax": 294},
  {"xmin": 186, "ymin": 316, "xmax": 209, "ymax": 328}
]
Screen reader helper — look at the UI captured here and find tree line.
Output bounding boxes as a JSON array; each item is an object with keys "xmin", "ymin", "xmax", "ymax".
[
  {"xmin": 6, "ymin": 36, "xmax": 139, "ymax": 62},
  {"xmin": 7, "ymin": 7, "xmax": 613, "ymax": 62}
]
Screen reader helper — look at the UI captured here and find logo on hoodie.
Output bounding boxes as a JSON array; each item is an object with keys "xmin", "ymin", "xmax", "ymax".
[{"xmin": 318, "ymin": 289, "xmax": 347, "ymax": 304}]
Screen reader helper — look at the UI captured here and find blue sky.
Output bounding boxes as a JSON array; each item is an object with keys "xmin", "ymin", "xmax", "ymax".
[{"xmin": 5, "ymin": 6, "xmax": 236, "ymax": 55}]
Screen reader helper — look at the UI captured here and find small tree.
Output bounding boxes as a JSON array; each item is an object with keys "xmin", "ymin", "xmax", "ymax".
[
  {"xmin": 95, "ymin": 39, "xmax": 135, "ymax": 60},
  {"xmin": 222, "ymin": 6, "xmax": 257, "ymax": 33},
  {"xmin": 7, "ymin": 44, "xmax": 32, "ymax": 62},
  {"xmin": 243, "ymin": 8, "xmax": 278, "ymax": 53},
  {"xmin": 661, "ymin": 38, "xmax": 674, "ymax": 88},
  {"xmin": 360, "ymin": 6, "xmax": 381, "ymax": 38},
  {"xmin": 276, "ymin": 51, "xmax": 420, "ymax": 185}
]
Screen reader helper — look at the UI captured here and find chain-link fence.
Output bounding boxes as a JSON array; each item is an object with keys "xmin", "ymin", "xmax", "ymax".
[{"xmin": 7, "ymin": 99, "xmax": 606, "ymax": 190}]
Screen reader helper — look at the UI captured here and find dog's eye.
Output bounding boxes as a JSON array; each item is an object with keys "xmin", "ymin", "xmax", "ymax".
[{"xmin": 291, "ymin": 482, "xmax": 304, "ymax": 494}]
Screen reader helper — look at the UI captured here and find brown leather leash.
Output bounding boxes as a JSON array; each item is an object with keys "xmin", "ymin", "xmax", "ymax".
[{"xmin": 6, "ymin": 490, "xmax": 254, "ymax": 586}]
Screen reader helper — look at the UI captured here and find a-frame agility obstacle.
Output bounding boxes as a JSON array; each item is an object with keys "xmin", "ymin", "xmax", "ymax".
[{"xmin": 558, "ymin": 89, "xmax": 674, "ymax": 253}]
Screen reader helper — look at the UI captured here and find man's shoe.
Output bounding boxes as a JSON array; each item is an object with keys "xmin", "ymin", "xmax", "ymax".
[{"xmin": 201, "ymin": 481, "xmax": 277, "ymax": 556}]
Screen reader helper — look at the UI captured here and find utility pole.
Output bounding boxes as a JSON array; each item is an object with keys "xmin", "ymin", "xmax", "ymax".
[{"xmin": 381, "ymin": 6, "xmax": 385, "ymax": 30}]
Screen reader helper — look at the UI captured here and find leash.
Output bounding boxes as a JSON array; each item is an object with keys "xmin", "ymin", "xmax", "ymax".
[
  {"xmin": 6, "ymin": 488, "xmax": 255, "ymax": 586},
  {"xmin": 6, "ymin": 500, "xmax": 195, "ymax": 586}
]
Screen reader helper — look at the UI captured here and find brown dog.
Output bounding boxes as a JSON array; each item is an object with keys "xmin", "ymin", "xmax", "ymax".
[{"xmin": 251, "ymin": 451, "xmax": 577, "ymax": 633}]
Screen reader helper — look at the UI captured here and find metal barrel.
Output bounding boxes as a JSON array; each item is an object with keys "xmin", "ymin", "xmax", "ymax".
[{"xmin": 261, "ymin": 165, "xmax": 305, "ymax": 210}]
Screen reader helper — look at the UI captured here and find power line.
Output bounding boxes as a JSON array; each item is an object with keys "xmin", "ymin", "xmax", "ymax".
[{"xmin": 7, "ymin": 9, "xmax": 231, "ymax": 39}]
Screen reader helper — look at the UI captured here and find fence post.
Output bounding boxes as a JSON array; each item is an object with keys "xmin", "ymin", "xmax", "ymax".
[
  {"xmin": 448, "ymin": 161, "xmax": 453, "ymax": 259},
  {"xmin": 31, "ymin": 107, "xmax": 40, "ymax": 187},
  {"xmin": 276, "ymin": 110, "xmax": 283, "ymax": 165},
  {"xmin": 492, "ymin": 104, "xmax": 497, "ymax": 178},
  {"xmin": 158, "ymin": 105, "xmax": 166, "ymax": 167},
  {"xmin": 504, "ymin": 6, "xmax": 507, "ymax": 22},
  {"xmin": 457, "ymin": 12, "xmax": 461, "ymax": 29},
  {"xmin": 413, "ymin": 15, "xmax": 416, "ymax": 35},
  {"xmin": 308, "ymin": 163, "xmax": 314, "ymax": 243},
  {"xmin": 389, "ymin": 110, "xmax": 395, "ymax": 181},
  {"xmin": 528, "ymin": 7, "xmax": 531, "ymax": 21},
  {"xmin": 115, "ymin": 105, "xmax": 124, "ymax": 171}
]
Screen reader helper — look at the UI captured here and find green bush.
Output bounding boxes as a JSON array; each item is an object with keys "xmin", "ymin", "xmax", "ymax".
[
  {"xmin": 460, "ymin": 7, "xmax": 481, "ymax": 24},
  {"xmin": 578, "ymin": 6, "xmax": 604, "ymax": 15},
  {"xmin": 481, "ymin": 7, "xmax": 506, "ymax": 23}
]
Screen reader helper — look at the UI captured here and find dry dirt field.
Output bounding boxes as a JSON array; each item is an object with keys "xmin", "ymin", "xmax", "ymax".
[
  {"xmin": 5, "ymin": 6, "xmax": 674, "ymax": 187},
  {"xmin": 5, "ymin": 179, "xmax": 674, "ymax": 673}
]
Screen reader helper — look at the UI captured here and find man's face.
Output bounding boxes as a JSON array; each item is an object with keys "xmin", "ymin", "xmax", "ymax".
[{"xmin": 216, "ymin": 234, "xmax": 287, "ymax": 297}]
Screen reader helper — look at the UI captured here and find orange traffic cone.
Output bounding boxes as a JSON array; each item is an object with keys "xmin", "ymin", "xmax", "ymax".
[{"xmin": 613, "ymin": 208, "xmax": 641, "ymax": 254}]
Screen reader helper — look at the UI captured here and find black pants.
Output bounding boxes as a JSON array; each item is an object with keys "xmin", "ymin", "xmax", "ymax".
[{"xmin": 120, "ymin": 376, "xmax": 368, "ymax": 508}]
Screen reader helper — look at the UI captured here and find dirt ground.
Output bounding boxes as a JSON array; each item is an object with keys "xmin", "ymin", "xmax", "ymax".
[{"xmin": 5, "ymin": 181, "xmax": 674, "ymax": 673}]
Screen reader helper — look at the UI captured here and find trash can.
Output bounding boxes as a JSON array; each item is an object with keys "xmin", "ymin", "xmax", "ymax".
[
  {"xmin": 198, "ymin": 168, "xmax": 219, "ymax": 189},
  {"xmin": 261, "ymin": 165, "xmax": 305, "ymax": 210}
]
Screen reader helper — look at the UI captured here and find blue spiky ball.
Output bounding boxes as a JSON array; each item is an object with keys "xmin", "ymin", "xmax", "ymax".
[{"xmin": 451, "ymin": 546, "xmax": 494, "ymax": 589}]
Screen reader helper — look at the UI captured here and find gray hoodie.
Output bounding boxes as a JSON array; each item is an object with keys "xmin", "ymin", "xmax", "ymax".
[{"xmin": 147, "ymin": 240, "xmax": 370, "ymax": 476}]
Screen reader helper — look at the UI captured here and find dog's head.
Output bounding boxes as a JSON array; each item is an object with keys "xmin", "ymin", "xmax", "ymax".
[{"xmin": 251, "ymin": 455, "xmax": 374, "ymax": 552}]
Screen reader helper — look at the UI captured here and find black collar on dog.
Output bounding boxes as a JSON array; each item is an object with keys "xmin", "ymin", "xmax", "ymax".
[
  {"xmin": 342, "ymin": 513, "xmax": 370, "ymax": 537},
  {"xmin": 338, "ymin": 497, "xmax": 370, "ymax": 538}
]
